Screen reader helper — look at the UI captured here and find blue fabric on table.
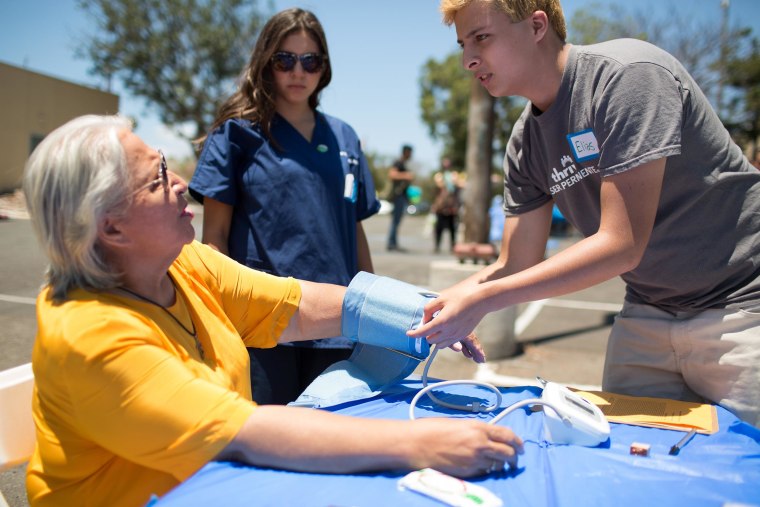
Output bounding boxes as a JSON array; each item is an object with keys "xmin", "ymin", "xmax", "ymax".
[
  {"xmin": 149, "ymin": 381, "xmax": 760, "ymax": 507},
  {"xmin": 291, "ymin": 272, "xmax": 432, "ymax": 408}
]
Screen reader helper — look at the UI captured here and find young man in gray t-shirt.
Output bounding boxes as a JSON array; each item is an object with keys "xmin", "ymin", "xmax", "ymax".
[{"xmin": 409, "ymin": 0, "xmax": 760, "ymax": 427}]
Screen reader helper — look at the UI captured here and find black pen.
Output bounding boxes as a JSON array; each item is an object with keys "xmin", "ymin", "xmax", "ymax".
[{"xmin": 669, "ymin": 429, "xmax": 697, "ymax": 455}]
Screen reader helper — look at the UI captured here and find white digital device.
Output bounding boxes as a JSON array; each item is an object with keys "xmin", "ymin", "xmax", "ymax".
[
  {"xmin": 539, "ymin": 379, "xmax": 610, "ymax": 447},
  {"xmin": 409, "ymin": 351, "xmax": 611, "ymax": 449}
]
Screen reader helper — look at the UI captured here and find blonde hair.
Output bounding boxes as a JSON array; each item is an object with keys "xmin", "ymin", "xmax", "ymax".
[
  {"xmin": 440, "ymin": 0, "xmax": 567, "ymax": 43},
  {"xmin": 23, "ymin": 115, "xmax": 133, "ymax": 300}
]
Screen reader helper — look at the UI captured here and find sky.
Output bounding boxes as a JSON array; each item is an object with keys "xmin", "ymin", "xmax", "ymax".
[{"xmin": 2, "ymin": 0, "xmax": 760, "ymax": 172}]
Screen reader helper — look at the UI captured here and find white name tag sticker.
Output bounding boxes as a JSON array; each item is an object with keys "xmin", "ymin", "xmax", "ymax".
[
  {"xmin": 344, "ymin": 173, "xmax": 357, "ymax": 202},
  {"xmin": 566, "ymin": 129, "xmax": 600, "ymax": 162}
]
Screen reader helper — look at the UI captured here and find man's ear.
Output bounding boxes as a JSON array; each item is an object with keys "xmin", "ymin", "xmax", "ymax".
[
  {"xmin": 531, "ymin": 10, "xmax": 550, "ymax": 41},
  {"xmin": 98, "ymin": 214, "xmax": 129, "ymax": 248}
]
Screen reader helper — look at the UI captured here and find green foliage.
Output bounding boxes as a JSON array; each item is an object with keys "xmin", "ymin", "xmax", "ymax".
[
  {"xmin": 568, "ymin": 2, "xmax": 647, "ymax": 45},
  {"xmin": 567, "ymin": 1, "xmax": 752, "ymax": 124},
  {"xmin": 77, "ymin": 0, "xmax": 272, "ymax": 153},
  {"xmin": 418, "ymin": 52, "xmax": 523, "ymax": 173},
  {"xmin": 419, "ymin": 53, "xmax": 470, "ymax": 169},
  {"xmin": 724, "ymin": 38, "xmax": 760, "ymax": 155}
]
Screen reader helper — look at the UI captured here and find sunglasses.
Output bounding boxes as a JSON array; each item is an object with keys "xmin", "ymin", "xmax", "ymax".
[{"xmin": 271, "ymin": 51, "xmax": 327, "ymax": 74}]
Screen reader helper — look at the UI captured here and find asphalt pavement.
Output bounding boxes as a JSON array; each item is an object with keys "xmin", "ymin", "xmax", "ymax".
[{"xmin": 0, "ymin": 203, "xmax": 624, "ymax": 505}]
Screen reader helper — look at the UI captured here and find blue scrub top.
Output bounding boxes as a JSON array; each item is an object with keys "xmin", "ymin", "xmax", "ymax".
[{"xmin": 190, "ymin": 113, "xmax": 380, "ymax": 288}]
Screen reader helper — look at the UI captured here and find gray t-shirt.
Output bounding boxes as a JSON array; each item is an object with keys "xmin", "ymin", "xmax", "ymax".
[{"xmin": 504, "ymin": 39, "xmax": 760, "ymax": 312}]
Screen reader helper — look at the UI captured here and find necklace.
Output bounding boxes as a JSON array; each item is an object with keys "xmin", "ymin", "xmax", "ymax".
[{"xmin": 118, "ymin": 275, "xmax": 205, "ymax": 360}]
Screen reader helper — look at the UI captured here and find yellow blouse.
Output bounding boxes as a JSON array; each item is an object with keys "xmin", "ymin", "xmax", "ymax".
[{"xmin": 26, "ymin": 241, "xmax": 301, "ymax": 507}]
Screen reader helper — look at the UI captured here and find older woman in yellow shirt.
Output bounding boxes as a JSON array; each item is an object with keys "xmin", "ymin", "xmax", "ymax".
[{"xmin": 22, "ymin": 115, "xmax": 523, "ymax": 507}]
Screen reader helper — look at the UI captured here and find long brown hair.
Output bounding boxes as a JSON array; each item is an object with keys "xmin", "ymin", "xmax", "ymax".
[{"xmin": 197, "ymin": 8, "xmax": 332, "ymax": 146}]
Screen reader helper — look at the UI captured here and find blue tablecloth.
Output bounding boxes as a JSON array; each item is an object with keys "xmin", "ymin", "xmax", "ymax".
[{"xmin": 150, "ymin": 379, "xmax": 760, "ymax": 507}]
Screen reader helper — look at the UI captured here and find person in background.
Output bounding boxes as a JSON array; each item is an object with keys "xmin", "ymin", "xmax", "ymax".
[
  {"xmin": 386, "ymin": 144, "xmax": 415, "ymax": 251},
  {"xmin": 22, "ymin": 114, "xmax": 523, "ymax": 507},
  {"xmin": 431, "ymin": 157, "xmax": 463, "ymax": 253},
  {"xmin": 189, "ymin": 8, "xmax": 379, "ymax": 404},
  {"xmin": 410, "ymin": 0, "xmax": 760, "ymax": 427}
]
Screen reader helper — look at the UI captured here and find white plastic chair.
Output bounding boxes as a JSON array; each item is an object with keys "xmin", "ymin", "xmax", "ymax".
[{"xmin": 0, "ymin": 362, "xmax": 35, "ymax": 507}]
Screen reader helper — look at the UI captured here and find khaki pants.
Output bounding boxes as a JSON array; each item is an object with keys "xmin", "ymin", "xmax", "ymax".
[{"xmin": 603, "ymin": 300, "xmax": 760, "ymax": 427}]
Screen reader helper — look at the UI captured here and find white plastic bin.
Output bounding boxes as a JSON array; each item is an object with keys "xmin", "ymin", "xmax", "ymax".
[{"xmin": 0, "ymin": 362, "xmax": 35, "ymax": 470}]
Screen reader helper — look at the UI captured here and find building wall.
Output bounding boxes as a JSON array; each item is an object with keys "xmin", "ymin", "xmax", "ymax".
[{"xmin": 0, "ymin": 62, "xmax": 119, "ymax": 193}]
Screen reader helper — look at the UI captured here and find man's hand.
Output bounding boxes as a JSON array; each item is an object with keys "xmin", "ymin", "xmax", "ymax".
[{"xmin": 408, "ymin": 285, "xmax": 489, "ymax": 350}]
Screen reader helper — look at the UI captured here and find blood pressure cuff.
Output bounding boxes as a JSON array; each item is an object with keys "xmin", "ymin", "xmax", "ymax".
[{"xmin": 291, "ymin": 272, "xmax": 432, "ymax": 408}]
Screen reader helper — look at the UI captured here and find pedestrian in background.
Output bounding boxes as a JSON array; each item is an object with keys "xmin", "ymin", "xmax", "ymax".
[
  {"xmin": 386, "ymin": 144, "xmax": 414, "ymax": 251},
  {"xmin": 189, "ymin": 8, "xmax": 379, "ymax": 404},
  {"xmin": 431, "ymin": 157, "xmax": 462, "ymax": 253}
]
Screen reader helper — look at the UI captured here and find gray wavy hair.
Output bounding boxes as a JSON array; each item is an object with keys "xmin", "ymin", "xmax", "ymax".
[{"xmin": 23, "ymin": 115, "xmax": 134, "ymax": 300}]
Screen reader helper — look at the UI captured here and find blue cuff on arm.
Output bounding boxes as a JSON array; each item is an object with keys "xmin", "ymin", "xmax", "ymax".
[
  {"xmin": 291, "ymin": 272, "xmax": 433, "ymax": 408},
  {"xmin": 341, "ymin": 271, "xmax": 431, "ymax": 359}
]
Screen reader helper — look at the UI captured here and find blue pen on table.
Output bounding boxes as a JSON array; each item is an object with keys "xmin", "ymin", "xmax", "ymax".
[{"xmin": 668, "ymin": 429, "xmax": 697, "ymax": 455}]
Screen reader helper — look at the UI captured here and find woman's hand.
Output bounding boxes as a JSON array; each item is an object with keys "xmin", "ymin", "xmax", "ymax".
[
  {"xmin": 409, "ymin": 418, "xmax": 524, "ymax": 477},
  {"xmin": 219, "ymin": 405, "xmax": 524, "ymax": 477}
]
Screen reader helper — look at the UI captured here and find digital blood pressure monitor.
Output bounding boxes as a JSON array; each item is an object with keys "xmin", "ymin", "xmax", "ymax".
[
  {"xmin": 409, "ymin": 346, "xmax": 611, "ymax": 449},
  {"xmin": 539, "ymin": 379, "xmax": 610, "ymax": 447}
]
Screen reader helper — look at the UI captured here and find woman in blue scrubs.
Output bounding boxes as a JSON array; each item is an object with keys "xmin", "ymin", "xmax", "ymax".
[{"xmin": 190, "ymin": 8, "xmax": 380, "ymax": 404}]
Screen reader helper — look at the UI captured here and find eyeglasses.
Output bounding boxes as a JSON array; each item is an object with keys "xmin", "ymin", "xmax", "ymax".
[
  {"xmin": 155, "ymin": 150, "xmax": 169, "ymax": 192},
  {"xmin": 132, "ymin": 150, "xmax": 169, "ymax": 196},
  {"xmin": 271, "ymin": 51, "xmax": 327, "ymax": 74}
]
